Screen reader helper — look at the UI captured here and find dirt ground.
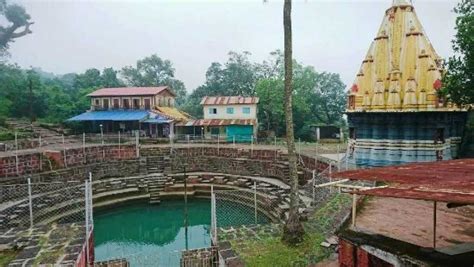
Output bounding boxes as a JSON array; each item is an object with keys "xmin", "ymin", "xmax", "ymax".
[{"xmin": 354, "ymin": 197, "xmax": 474, "ymax": 248}]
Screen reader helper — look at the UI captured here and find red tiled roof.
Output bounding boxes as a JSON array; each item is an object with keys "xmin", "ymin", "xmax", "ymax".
[
  {"xmin": 336, "ymin": 159, "xmax": 474, "ymax": 204},
  {"xmin": 181, "ymin": 119, "xmax": 257, "ymax": 127},
  {"xmin": 200, "ymin": 96, "xmax": 259, "ymax": 105},
  {"xmin": 88, "ymin": 86, "xmax": 174, "ymax": 97}
]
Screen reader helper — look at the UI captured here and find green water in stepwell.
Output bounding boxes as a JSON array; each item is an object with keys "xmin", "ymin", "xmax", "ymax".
[{"xmin": 94, "ymin": 199, "xmax": 269, "ymax": 267}]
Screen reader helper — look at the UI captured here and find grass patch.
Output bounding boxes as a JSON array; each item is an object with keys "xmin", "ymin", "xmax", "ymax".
[
  {"xmin": 231, "ymin": 232, "xmax": 330, "ymax": 266},
  {"xmin": 0, "ymin": 250, "xmax": 18, "ymax": 266},
  {"xmin": 230, "ymin": 194, "xmax": 352, "ymax": 266}
]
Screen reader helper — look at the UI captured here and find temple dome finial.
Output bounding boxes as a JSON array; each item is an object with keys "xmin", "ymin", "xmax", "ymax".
[{"xmin": 392, "ymin": 0, "xmax": 412, "ymax": 6}]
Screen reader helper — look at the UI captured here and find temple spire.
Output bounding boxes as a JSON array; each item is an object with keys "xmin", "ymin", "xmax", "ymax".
[
  {"xmin": 347, "ymin": 0, "xmax": 451, "ymax": 112},
  {"xmin": 392, "ymin": 0, "xmax": 412, "ymax": 6}
]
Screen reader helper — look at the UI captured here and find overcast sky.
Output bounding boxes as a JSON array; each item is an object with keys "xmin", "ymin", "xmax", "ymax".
[{"xmin": 9, "ymin": 0, "xmax": 458, "ymax": 92}]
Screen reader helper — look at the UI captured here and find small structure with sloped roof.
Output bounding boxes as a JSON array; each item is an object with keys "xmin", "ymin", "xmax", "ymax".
[{"xmin": 177, "ymin": 96, "xmax": 259, "ymax": 142}]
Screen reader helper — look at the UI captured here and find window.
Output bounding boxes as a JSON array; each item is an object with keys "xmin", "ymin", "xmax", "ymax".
[
  {"xmin": 103, "ymin": 99, "xmax": 109, "ymax": 109},
  {"xmin": 144, "ymin": 99, "xmax": 151, "ymax": 110},
  {"xmin": 94, "ymin": 99, "xmax": 100, "ymax": 106},
  {"xmin": 226, "ymin": 107, "xmax": 234, "ymax": 114},
  {"xmin": 113, "ymin": 99, "xmax": 120, "ymax": 109},
  {"xmin": 242, "ymin": 107, "xmax": 251, "ymax": 114},
  {"xmin": 133, "ymin": 99, "xmax": 140, "ymax": 109},
  {"xmin": 209, "ymin": 108, "xmax": 217, "ymax": 114},
  {"xmin": 123, "ymin": 99, "xmax": 130, "ymax": 109},
  {"xmin": 168, "ymin": 98, "xmax": 172, "ymax": 107}
]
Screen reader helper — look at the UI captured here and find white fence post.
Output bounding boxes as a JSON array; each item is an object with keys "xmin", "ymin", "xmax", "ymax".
[
  {"xmin": 15, "ymin": 154, "xmax": 19, "ymax": 176},
  {"xmin": 345, "ymin": 146, "xmax": 349, "ymax": 171},
  {"xmin": 15, "ymin": 131, "xmax": 19, "ymax": 175},
  {"xmin": 84, "ymin": 180, "xmax": 90, "ymax": 265},
  {"xmin": 135, "ymin": 131, "xmax": 140, "ymax": 158},
  {"xmin": 15, "ymin": 131, "xmax": 18, "ymax": 151},
  {"xmin": 27, "ymin": 178, "xmax": 33, "ymax": 228},
  {"xmin": 118, "ymin": 131, "xmax": 121, "ymax": 159},
  {"xmin": 251, "ymin": 135, "xmax": 254, "ymax": 157},
  {"xmin": 337, "ymin": 144, "xmax": 341, "ymax": 171},
  {"xmin": 329, "ymin": 164, "xmax": 333, "ymax": 193},
  {"xmin": 88, "ymin": 172, "xmax": 94, "ymax": 227},
  {"xmin": 62, "ymin": 134, "xmax": 67, "ymax": 168},
  {"xmin": 274, "ymin": 136, "xmax": 277, "ymax": 160},
  {"xmin": 298, "ymin": 138, "xmax": 301, "ymax": 155},
  {"xmin": 211, "ymin": 185, "xmax": 217, "ymax": 244},
  {"xmin": 82, "ymin": 133, "xmax": 86, "ymax": 164},
  {"xmin": 38, "ymin": 135, "xmax": 41, "ymax": 148},
  {"xmin": 312, "ymin": 170, "xmax": 316, "ymax": 203},
  {"xmin": 254, "ymin": 181, "xmax": 257, "ymax": 224}
]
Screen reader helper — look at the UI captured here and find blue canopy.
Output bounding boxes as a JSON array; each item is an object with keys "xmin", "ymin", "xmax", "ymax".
[{"xmin": 67, "ymin": 110, "xmax": 150, "ymax": 122}]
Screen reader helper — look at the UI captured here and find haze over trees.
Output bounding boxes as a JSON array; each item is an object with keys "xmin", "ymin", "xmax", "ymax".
[
  {"xmin": 0, "ymin": 50, "xmax": 347, "ymax": 139},
  {"xmin": 0, "ymin": 0, "xmax": 347, "ymax": 141}
]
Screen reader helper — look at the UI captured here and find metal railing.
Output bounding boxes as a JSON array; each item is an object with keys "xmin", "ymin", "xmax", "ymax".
[{"xmin": 210, "ymin": 183, "xmax": 277, "ymax": 244}]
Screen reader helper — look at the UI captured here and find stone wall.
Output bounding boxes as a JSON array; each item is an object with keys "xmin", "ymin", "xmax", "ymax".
[
  {"xmin": 1, "ymin": 146, "xmax": 335, "ymax": 195},
  {"xmin": 0, "ymin": 145, "xmax": 137, "ymax": 178}
]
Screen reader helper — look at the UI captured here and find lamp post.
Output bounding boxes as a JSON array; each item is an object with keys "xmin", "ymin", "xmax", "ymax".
[{"xmin": 99, "ymin": 124, "xmax": 104, "ymax": 145}]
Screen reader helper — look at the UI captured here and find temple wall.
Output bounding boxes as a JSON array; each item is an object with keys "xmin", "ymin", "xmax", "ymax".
[{"xmin": 347, "ymin": 111, "xmax": 467, "ymax": 167}]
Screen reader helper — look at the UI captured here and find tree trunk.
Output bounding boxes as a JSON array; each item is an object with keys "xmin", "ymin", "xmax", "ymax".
[{"xmin": 282, "ymin": 0, "xmax": 305, "ymax": 245}]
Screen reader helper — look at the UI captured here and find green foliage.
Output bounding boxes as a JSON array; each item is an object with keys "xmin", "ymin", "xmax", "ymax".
[
  {"xmin": 230, "ymin": 194, "xmax": 351, "ymax": 266},
  {"xmin": 0, "ymin": 49, "xmax": 345, "ymax": 137},
  {"xmin": 442, "ymin": 0, "xmax": 474, "ymax": 106},
  {"xmin": 183, "ymin": 49, "xmax": 346, "ymax": 138},
  {"xmin": 121, "ymin": 54, "xmax": 187, "ymax": 105},
  {"xmin": 0, "ymin": 63, "xmax": 125, "ymax": 123},
  {"xmin": 4, "ymin": 4, "xmax": 30, "ymax": 25},
  {"xmin": 0, "ymin": 249, "xmax": 18, "ymax": 267},
  {"xmin": 255, "ymin": 54, "xmax": 346, "ymax": 139},
  {"xmin": 0, "ymin": 0, "xmax": 33, "ymax": 55}
]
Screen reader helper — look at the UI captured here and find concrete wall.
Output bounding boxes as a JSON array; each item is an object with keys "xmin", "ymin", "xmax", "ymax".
[{"xmin": 203, "ymin": 104, "xmax": 257, "ymax": 120}]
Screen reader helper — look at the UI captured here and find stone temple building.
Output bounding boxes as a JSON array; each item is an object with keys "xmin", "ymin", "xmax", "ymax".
[{"xmin": 346, "ymin": 0, "xmax": 468, "ymax": 167}]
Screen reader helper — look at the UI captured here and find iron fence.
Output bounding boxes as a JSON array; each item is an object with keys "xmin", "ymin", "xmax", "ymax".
[
  {"xmin": 210, "ymin": 183, "xmax": 277, "ymax": 244},
  {"xmin": 0, "ymin": 176, "xmax": 94, "ymax": 264}
]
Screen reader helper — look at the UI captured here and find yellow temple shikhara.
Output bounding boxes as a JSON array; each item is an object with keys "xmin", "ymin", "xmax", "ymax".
[
  {"xmin": 348, "ymin": 0, "xmax": 451, "ymax": 111},
  {"xmin": 346, "ymin": 0, "xmax": 467, "ymax": 167}
]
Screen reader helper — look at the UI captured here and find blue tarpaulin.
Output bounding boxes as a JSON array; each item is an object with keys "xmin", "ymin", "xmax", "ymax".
[
  {"xmin": 143, "ymin": 114, "xmax": 172, "ymax": 124},
  {"xmin": 67, "ymin": 110, "xmax": 150, "ymax": 122}
]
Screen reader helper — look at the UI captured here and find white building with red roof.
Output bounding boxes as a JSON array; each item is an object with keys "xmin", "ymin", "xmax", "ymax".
[
  {"xmin": 177, "ymin": 96, "xmax": 259, "ymax": 142},
  {"xmin": 68, "ymin": 86, "xmax": 190, "ymax": 139}
]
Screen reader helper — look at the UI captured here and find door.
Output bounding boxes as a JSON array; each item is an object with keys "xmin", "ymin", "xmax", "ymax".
[{"xmin": 226, "ymin": 125, "xmax": 253, "ymax": 142}]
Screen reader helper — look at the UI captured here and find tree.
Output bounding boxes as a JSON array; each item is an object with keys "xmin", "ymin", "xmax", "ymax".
[
  {"xmin": 181, "ymin": 52, "xmax": 259, "ymax": 117},
  {"xmin": 281, "ymin": 0, "xmax": 305, "ymax": 245},
  {"xmin": 101, "ymin": 67, "xmax": 124, "ymax": 88},
  {"xmin": 442, "ymin": 0, "xmax": 473, "ymax": 106},
  {"xmin": 121, "ymin": 54, "xmax": 187, "ymax": 105},
  {"xmin": 73, "ymin": 68, "xmax": 102, "ymax": 90},
  {"xmin": 256, "ymin": 61, "xmax": 346, "ymax": 139},
  {"xmin": 0, "ymin": 0, "xmax": 33, "ymax": 56},
  {"xmin": 311, "ymin": 72, "xmax": 346, "ymax": 125}
]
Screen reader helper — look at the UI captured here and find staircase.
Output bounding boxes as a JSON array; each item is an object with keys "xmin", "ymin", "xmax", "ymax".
[
  {"xmin": 148, "ymin": 174, "xmax": 167, "ymax": 204},
  {"xmin": 146, "ymin": 156, "xmax": 171, "ymax": 174}
]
